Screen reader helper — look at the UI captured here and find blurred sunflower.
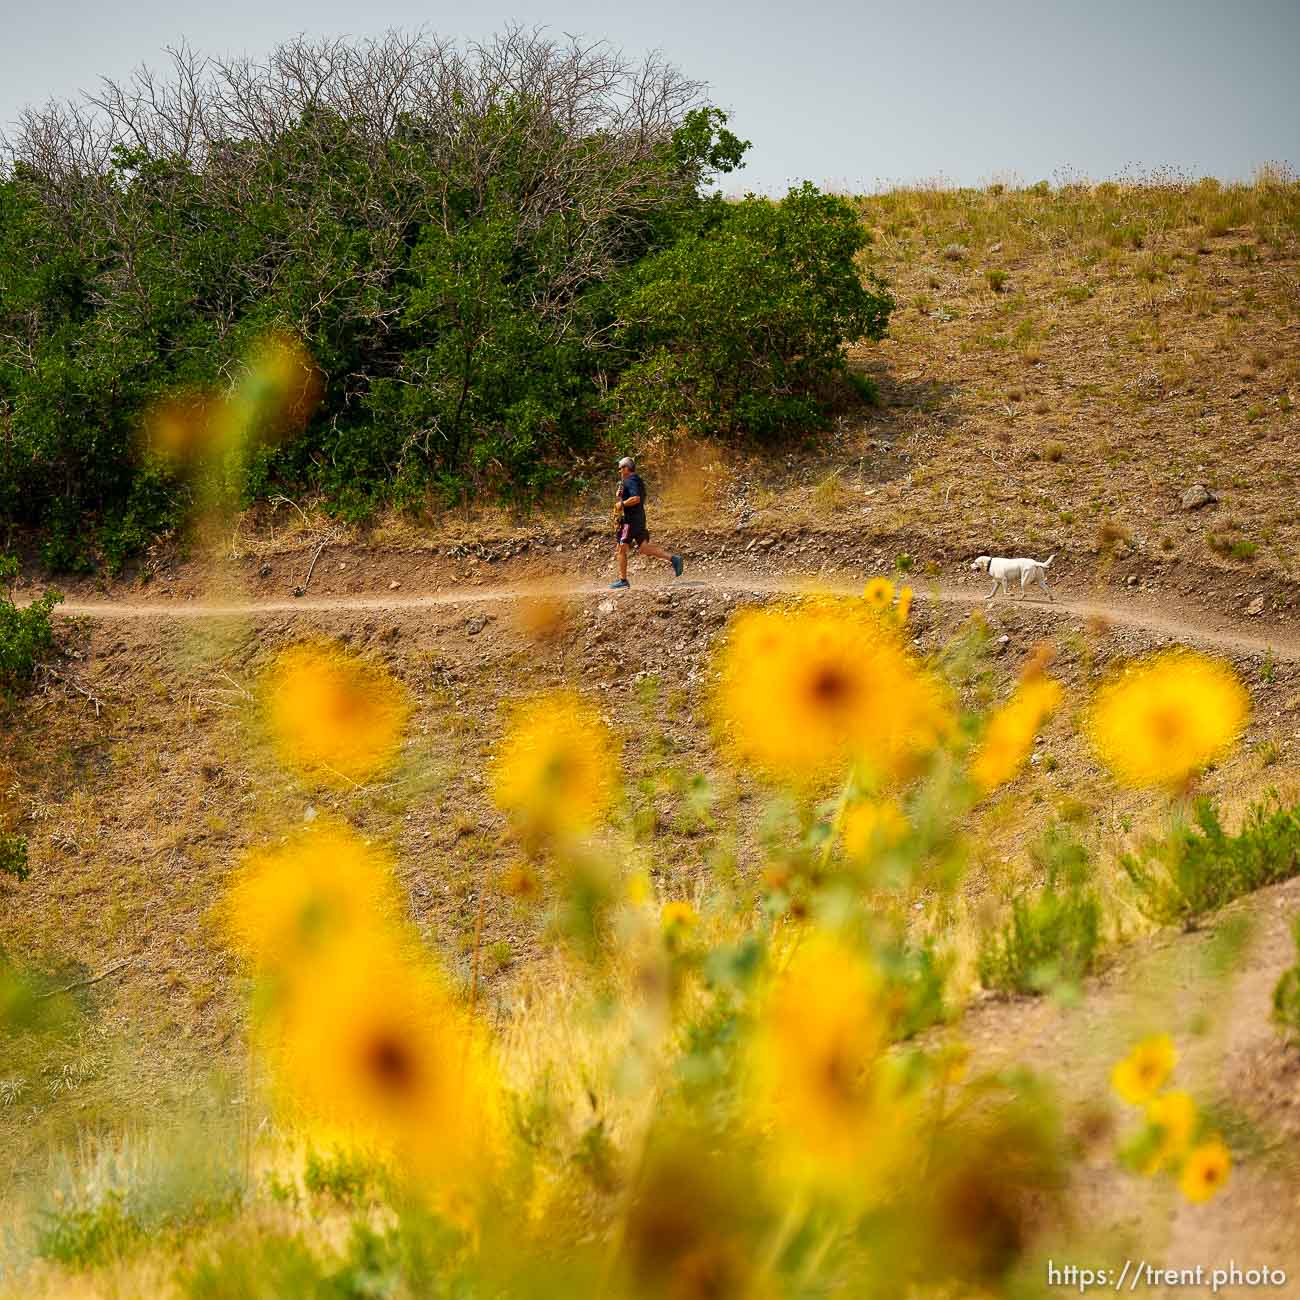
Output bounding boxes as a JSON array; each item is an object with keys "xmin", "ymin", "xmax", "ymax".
[
  {"xmin": 224, "ymin": 330, "xmax": 323, "ymax": 447},
  {"xmin": 969, "ymin": 677, "xmax": 1063, "ymax": 793},
  {"xmin": 621, "ymin": 1140, "xmax": 763, "ymax": 1300},
  {"xmin": 144, "ymin": 331, "xmax": 321, "ymax": 467},
  {"xmin": 491, "ymin": 691, "xmax": 619, "ymax": 840},
  {"xmin": 144, "ymin": 389, "xmax": 228, "ymax": 466},
  {"xmin": 512, "ymin": 590, "xmax": 573, "ymax": 645},
  {"xmin": 841, "ymin": 797, "xmax": 908, "ymax": 861},
  {"xmin": 863, "ymin": 577, "xmax": 895, "ymax": 612},
  {"xmin": 1179, "ymin": 1138, "xmax": 1231, "ymax": 1203},
  {"xmin": 918, "ymin": 1085, "xmax": 1067, "ymax": 1289},
  {"xmin": 1111, "ymin": 1034, "xmax": 1176, "ymax": 1105},
  {"xmin": 224, "ymin": 820, "xmax": 401, "ymax": 972},
  {"xmin": 895, "ymin": 585, "xmax": 914, "ymax": 624},
  {"xmin": 661, "ymin": 901, "xmax": 699, "ymax": 932},
  {"xmin": 263, "ymin": 642, "xmax": 411, "ymax": 786},
  {"xmin": 713, "ymin": 601, "xmax": 952, "ymax": 785},
  {"xmin": 752, "ymin": 938, "xmax": 887, "ymax": 1170},
  {"xmin": 1141, "ymin": 1090, "xmax": 1198, "ymax": 1175},
  {"xmin": 1089, "ymin": 651, "xmax": 1249, "ymax": 789},
  {"xmin": 267, "ymin": 939, "xmax": 499, "ymax": 1189},
  {"xmin": 500, "ymin": 862, "xmax": 543, "ymax": 903}
]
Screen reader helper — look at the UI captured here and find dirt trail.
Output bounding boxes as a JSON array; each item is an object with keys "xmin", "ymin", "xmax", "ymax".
[{"xmin": 40, "ymin": 573, "xmax": 1300, "ymax": 662}]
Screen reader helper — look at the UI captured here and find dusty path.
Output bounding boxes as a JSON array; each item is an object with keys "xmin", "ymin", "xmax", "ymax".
[{"xmin": 38, "ymin": 573, "xmax": 1300, "ymax": 662}]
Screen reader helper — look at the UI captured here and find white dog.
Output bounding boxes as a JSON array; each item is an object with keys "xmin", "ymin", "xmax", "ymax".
[{"xmin": 970, "ymin": 553, "xmax": 1056, "ymax": 601}]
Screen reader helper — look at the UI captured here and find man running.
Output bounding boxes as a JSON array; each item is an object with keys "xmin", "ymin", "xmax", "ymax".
[{"xmin": 610, "ymin": 455, "xmax": 683, "ymax": 590}]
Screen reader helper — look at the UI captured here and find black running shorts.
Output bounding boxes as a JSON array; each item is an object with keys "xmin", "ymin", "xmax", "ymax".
[{"xmin": 616, "ymin": 520, "xmax": 650, "ymax": 547}]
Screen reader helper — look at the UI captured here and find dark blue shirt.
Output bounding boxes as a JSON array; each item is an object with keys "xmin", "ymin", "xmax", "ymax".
[{"xmin": 619, "ymin": 473, "xmax": 647, "ymax": 529}]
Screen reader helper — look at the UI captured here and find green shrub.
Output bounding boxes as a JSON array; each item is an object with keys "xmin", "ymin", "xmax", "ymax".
[
  {"xmin": 36, "ymin": 1193, "xmax": 142, "ymax": 1270},
  {"xmin": 98, "ymin": 462, "xmax": 185, "ymax": 575},
  {"xmin": 612, "ymin": 183, "xmax": 893, "ymax": 440},
  {"xmin": 846, "ymin": 371, "xmax": 882, "ymax": 406},
  {"xmin": 879, "ymin": 936, "xmax": 951, "ymax": 1038},
  {"xmin": 0, "ymin": 554, "xmax": 61, "ymax": 698},
  {"xmin": 0, "ymin": 34, "xmax": 777, "ymax": 554},
  {"xmin": 1122, "ymin": 795, "xmax": 1300, "ymax": 928},
  {"xmin": 183, "ymin": 1225, "xmax": 403, "ymax": 1300},
  {"xmin": 979, "ymin": 887, "xmax": 1101, "ymax": 997},
  {"xmin": 36, "ymin": 1128, "xmax": 244, "ymax": 1270},
  {"xmin": 1273, "ymin": 916, "xmax": 1300, "ymax": 1040},
  {"xmin": 986, "ymin": 269, "xmax": 1008, "ymax": 293},
  {"xmin": 1206, "ymin": 533, "xmax": 1259, "ymax": 562},
  {"xmin": 0, "ymin": 830, "xmax": 29, "ymax": 882},
  {"xmin": 302, "ymin": 1149, "xmax": 376, "ymax": 1205},
  {"xmin": 978, "ymin": 825, "xmax": 1102, "ymax": 996}
]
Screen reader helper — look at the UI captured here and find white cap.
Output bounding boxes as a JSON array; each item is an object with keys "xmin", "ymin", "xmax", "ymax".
[{"xmin": 617, "ymin": 456, "xmax": 635, "ymax": 469}]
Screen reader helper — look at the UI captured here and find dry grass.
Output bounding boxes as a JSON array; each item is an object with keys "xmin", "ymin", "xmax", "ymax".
[{"xmin": 774, "ymin": 170, "xmax": 1300, "ymax": 575}]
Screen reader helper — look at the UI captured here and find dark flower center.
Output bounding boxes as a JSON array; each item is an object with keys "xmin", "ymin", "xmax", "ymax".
[
  {"xmin": 820, "ymin": 1042, "xmax": 864, "ymax": 1107},
  {"xmin": 365, "ymin": 1032, "xmax": 417, "ymax": 1096},
  {"xmin": 328, "ymin": 682, "xmax": 367, "ymax": 726},
  {"xmin": 1149, "ymin": 707, "xmax": 1185, "ymax": 745},
  {"xmin": 810, "ymin": 665, "xmax": 854, "ymax": 708}
]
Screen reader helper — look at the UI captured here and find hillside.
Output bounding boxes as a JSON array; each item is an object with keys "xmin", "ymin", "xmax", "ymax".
[
  {"xmin": 842, "ymin": 177, "xmax": 1299, "ymax": 590},
  {"xmin": 3, "ymin": 176, "xmax": 1300, "ymax": 1298}
]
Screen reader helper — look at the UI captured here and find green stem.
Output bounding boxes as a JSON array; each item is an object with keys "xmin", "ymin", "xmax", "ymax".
[{"xmin": 818, "ymin": 769, "xmax": 857, "ymax": 874}]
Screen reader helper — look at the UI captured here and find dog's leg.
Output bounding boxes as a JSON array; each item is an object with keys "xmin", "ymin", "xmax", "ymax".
[{"xmin": 986, "ymin": 578, "xmax": 998, "ymax": 601}]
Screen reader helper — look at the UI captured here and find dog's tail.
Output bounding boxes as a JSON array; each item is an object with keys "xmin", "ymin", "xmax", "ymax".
[{"xmin": 1042, "ymin": 554, "xmax": 1056, "ymax": 568}]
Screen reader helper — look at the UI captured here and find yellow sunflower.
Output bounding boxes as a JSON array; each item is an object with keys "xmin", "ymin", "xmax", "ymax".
[
  {"xmin": 223, "ymin": 330, "xmax": 323, "ymax": 447},
  {"xmin": 841, "ymin": 798, "xmax": 908, "ymax": 861},
  {"xmin": 895, "ymin": 585, "xmax": 914, "ymax": 624},
  {"xmin": 712, "ymin": 601, "xmax": 952, "ymax": 785},
  {"xmin": 263, "ymin": 642, "xmax": 411, "ymax": 786},
  {"xmin": 145, "ymin": 389, "xmax": 226, "ymax": 465},
  {"xmin": 1111, "ymin": 1034, "xmax": 1177, "ymax": 1105},
  {"xmin": 224, "ymin": 820, "xmax": 402, "ymax": 972},
  {"xmin": 969, "ymin": 677, "xmax": 1063, "ymax": 793},
  {"xmin": 1179, "ymin": 1138, "xmax": 1231, "ymax": 1203},
  {"xmin": 1089, "ymin": 651, "xmax": 1249, "ymax": 789},
  {"xmin": 863, "ymin": 578, "xmax": 896, "ymax": 612},
  {"xmin": 491, "ymin": 691, "xmax": 619, "ymax": 839},
  {"xmin": 1141, "ymin": 1090, "xmax": 1198, "ymax": 1174},
  {"xmin": 661, "ymin": 901, "xmax": 699, "ymax": 932},
  {"xmin": 266, "ymin": 938, "xmax": 500, "ymax": 1189},
  {"xmin": 752, "ymin": 938, "xmax": 887, "ymax": 1168},
  {"xmin": 512, "ymin": 590, "xmax": 573, "ymax": 644},
  {"xmin": 145, "ymin": 332, "xmax": 322, "ymax": 465}
]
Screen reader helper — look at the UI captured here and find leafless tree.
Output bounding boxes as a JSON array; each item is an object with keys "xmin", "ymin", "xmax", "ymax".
[{"xmin": 3, "ymin": 28, "xmax": 713, "ymax": 339}]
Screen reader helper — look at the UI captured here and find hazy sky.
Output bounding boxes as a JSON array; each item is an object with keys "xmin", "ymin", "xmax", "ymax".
[{"xmin": 2, "ymin": 0, "xmax": 1296, "ymax": 193}]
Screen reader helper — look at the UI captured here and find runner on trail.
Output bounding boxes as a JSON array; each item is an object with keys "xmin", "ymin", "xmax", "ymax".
[{"xmin": 609, "ymin": 456, "xmax": 683, "ymax": 590}]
